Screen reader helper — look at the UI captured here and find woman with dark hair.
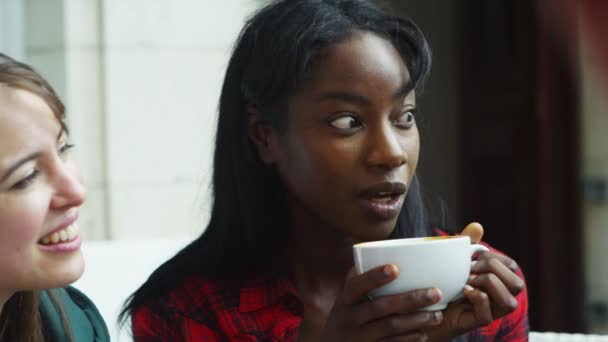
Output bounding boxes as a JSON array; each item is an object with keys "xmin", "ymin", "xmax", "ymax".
[
  {"xmin": 122, "ymin": 0, "xmax": 528, "ymax": 340},
  {"xmin": 0, "ymin": 53, "xmax": 109, "ymax": 341}
]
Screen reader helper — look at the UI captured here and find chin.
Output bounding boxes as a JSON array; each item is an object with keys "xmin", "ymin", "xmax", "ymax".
[
  {"xmin": 353, "ymin": 221, "xmax": 397, "ymax": 243},
  {"xmin": 43, "ymin": 251, "xmax": 86, "ymax": 288}
]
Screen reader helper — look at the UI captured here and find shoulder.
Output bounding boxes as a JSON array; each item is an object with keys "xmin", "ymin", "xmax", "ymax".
[
  {"xmin": 138, "ymin": 275, "xmax": 241, "ymax": 316},
  {"xmin": 132, "ymin": 274, "xmax": 242, "ymax": 338},
  {"xmin": 40, "ymin": 286, "xmax": 110, "ymax": 342},
  {"xmin": 132, "ymin": 273, "xmax": 301, "ymax": 340}
]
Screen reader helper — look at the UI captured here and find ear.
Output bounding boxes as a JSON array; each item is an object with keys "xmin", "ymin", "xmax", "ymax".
[{"xmin": 248, "ymin": 107, "xmax": 279, "ymax": 165}]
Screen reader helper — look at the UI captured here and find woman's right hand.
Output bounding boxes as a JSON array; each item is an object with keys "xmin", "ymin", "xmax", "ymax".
[{"xmin": 320, "ymin": 264, "xmax": 444, "ymax": 341}]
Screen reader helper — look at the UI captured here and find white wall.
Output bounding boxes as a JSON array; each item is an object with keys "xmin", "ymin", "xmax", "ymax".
[
  {"xmin": 0, "ymin": 0, "xmax": 26, "ymax": 60},
  {"xmin": 580, "ymin": 32, "xmax": 608, "ymax": 334},
  {"xmin": 100, "ymin": 0, "xmax": 256, "ymax": 239},
  {"xmin": 16, "ymin": 0, "xmax": 259, "ymax": 240}
]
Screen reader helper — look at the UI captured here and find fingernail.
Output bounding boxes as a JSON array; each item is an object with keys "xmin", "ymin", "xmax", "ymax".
[
  {"xmin": 471, "ymin": 261, "xmax": 478, "ymax": 267},
  {"xmin": 464, "ymin": 284, "xmax": 474, "ymax": 292},
  {"xmin": 468, "ymin": 274, "xmax": 477, "ymax": 282},
  {"xmin": 432, "ymin": 311, "xmax": 443, "ymax": 324},
  {"xmin": 427, "ymin": 288, "xmax": 441, "ymax": 301},
  {"xmin": 383, "ymin": 264, "xmax": 397, "ymax": 278}
]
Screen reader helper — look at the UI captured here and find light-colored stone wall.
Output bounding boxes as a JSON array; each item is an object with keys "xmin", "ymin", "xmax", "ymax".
[
  {"xmin": 0, "ymin": 0, "xmax": 26, "ymax": 60},
  {"xmin": 580, "ymin": 32, "xmax": 608, "ymax": 334},
  {"xmin": 100, "ymin": 0, "xmax": 256, "ymax": 239},
  {"xmin": 16, "ymin": 0, "xmax": 259, "ymax": 240}
]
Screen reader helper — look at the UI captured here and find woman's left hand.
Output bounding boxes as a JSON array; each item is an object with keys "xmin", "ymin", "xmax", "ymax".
[{"xmin": 425, "ymin": 223, "xmax": 525, "ymax": 341}]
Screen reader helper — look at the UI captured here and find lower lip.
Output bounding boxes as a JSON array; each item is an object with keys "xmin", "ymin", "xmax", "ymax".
[
  {"xmin": 38, "ymin": 235, "xmax": 82, "ymax": 253},
  {"xmin": 358, "ymin": 195, "xmax": 405, "ymax": 221}
]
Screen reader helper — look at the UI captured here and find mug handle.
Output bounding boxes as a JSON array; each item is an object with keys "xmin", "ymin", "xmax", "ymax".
[
  {"xmin": 451, "ymin": 243, "xmax": 491, "ymax": 303},
  {"xmin": 470, "ymin": 243, "xmax": 490, "ymax": 256}
]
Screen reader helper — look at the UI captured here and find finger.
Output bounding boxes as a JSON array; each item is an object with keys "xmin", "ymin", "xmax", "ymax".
[
  {"xmin": 463, "ymin": 285, "xmax": 493, "ymax": 327},
  {"xmin": 379, "ymin": 332, "xmax": 429, "ymax": 342},
  {"xmin": 468, "ymin": 273, "xmax": 519, "ymax": 317},
  {"xmin": 470, "ymin": 256, "xmax": 525, "ymax": 295},
  {"xmin": 476, "ymin": 251, "xmax": 519, "ymax": 272},
  {"xmin": 363, "ymin": 311, "xmax": 441, "ymax": 341},
  {"xmin": 342, "ymin": 264, "xmax": 398, "ymax": 305},
  {"xmin": 460, "ymin": 222, "xmax": 484, "ymax": 244},
  {"xmin": 353, "ymin": 288, "xmax": 442, "ymax": 324}
]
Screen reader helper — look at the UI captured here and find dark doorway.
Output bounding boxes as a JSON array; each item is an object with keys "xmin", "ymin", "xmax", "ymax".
[
  {"xmin": 458, "ymin": 0, "xmax": 583, "ymax": 333},
  {"xmin": 389, "ymin": 0, "xmax": 585, "ymax": 333}
]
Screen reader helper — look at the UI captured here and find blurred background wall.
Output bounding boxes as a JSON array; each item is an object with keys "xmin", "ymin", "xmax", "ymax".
[
  {"xmin": 580, "ymin": 9, "xmax": 608, "ymax": 336},
  {"xmin": 1, "ymin": 0, "xmax": 607, "ymax": 335},
  {"xmin": 1, "ymin": 0, "xmax": 257, "ymax": 241}
]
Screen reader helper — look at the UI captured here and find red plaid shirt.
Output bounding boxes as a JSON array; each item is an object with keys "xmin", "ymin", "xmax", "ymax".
[{"xmin": 132, "ymin": 244, "xmax": 529, "ymax": 341}]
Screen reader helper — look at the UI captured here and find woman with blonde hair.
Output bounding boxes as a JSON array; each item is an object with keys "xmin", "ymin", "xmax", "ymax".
[{"xmin": 0, "ymin": 53, "xmax": 109, "ymax": 341}]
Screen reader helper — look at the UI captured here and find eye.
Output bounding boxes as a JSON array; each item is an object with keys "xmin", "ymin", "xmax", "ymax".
[
  {"xmin": 328, "ymin": 115, "xmax": 363, "ymax": 131},
  {"xmin": 394, "ymin": 109, "xmax": 416, "ymax": 129},
  {"xmin": 59, "ymin": 143, "xmax": 75, "ymax": 155},
  {"xmin": 11, "ymin": 169, "xmax": 40, "ymax": 190}
]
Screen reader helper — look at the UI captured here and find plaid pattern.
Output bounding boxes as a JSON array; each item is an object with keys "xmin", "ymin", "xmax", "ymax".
[
  {"xmin": 132, "ymin": 247, "xmax": 528, "ymax": 341},
  {"xmin": 466, "ymin": 263, "xmax": 529, "ymax": 341}
]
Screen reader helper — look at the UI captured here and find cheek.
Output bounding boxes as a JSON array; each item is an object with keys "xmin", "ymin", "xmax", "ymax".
[
  {"xmin": 0, "ymin": 193, "xmax": 49, "ymax": 260},
  {"xmin": 0, "ymin": 198, "xmax": 48, "ymax": 280},
  {"xmin": 405, "ymin": 130, "xmax": 420, "ymax": 180},
  {"xmin": 281, "ymin": 137, "xmax": 355, "ymax": 191}
]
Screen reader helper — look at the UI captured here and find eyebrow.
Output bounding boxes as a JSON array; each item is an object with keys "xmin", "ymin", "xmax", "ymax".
[
  {"xmin": 0, "ymin": 128, "xmax": 66, "ymax": 184},
  {"xmin": 0, "ymin": 152, "xmax": 42, "ymax": 183},
  {"xmin": 315, "ymin": 80, "xmax": 414, "ymax": 105}
]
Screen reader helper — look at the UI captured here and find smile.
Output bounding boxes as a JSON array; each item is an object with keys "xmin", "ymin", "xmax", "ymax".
[{"xmin": 39, "ymin": 223, "xmax": 79, "ymax": 245}]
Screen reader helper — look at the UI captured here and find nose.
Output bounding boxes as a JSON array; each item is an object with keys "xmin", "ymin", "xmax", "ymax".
[
  {"xmin": 50, "ymin": 162, "xmax": 86, "ymax": 210},
  {"xmin": 365, "ymin": 124, "xmax": 408, "ymax": 171}
]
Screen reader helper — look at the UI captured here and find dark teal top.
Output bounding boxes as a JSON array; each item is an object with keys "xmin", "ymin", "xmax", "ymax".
[{"xmin": 39, "ymin": 286, "xmax": 110, "ymax": 342}]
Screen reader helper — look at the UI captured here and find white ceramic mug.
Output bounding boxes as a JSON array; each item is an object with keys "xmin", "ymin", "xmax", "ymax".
[{"xmin": 353, "ymin": 235, "xmax": 489, "ymax": 311}]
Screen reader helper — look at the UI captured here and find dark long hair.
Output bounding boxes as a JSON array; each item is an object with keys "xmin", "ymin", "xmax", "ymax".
[{"xmin": 121, "ymin": 0, "xmax": 432, "ymax": 323}]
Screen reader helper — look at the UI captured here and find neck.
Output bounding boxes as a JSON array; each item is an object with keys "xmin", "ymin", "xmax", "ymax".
[
  {"xmin": 284, "ymin": 202, "xmax": 356, "ymax": 341},
  {"xmin": 285, "ymin": 204, "xmax": 355, "ymax": 292}
]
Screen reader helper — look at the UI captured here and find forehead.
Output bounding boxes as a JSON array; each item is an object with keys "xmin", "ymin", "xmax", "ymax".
[
  {"xmin": 302, "ymin": 32, "xmax": 410, "ymax": 94},
  {"xmin": 0, "ymin": 86, "xmax": 60, "ymax": 157}
]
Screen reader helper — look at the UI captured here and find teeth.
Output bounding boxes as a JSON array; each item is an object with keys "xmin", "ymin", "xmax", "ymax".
[
  {"xmin": 372, "ymin": 192, "xmax": 394, "ymax": 199},
  {"xmin": 371, "ymin": 197, "xmax": 392, "ymax": 203},
  {"xmin": 39, "ymin": 223, "xmax": 79, "ymax": 245},
  {"xmin": 66, "ymin": 225, "xmax": 75, "ymax": 240},
  {"xmin": 50, "ymin": 233, "xmax": 60, "ymax": 244}
]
